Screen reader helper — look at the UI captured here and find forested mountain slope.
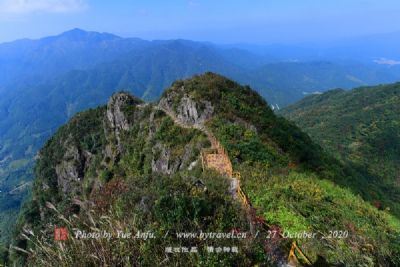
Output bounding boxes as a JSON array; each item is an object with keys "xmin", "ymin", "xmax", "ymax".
[
  {"xmin": 7, "ymin": 74, "xmax": 400, "ymax": 266},
  {"xmin": 280, "ymin": 83, "xmax": 400, "ymax": 217}
]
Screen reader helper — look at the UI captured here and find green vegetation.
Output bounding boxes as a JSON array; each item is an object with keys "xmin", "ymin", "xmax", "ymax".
[
  {"xmin": 162, "ymin": 73, "xmax": 400, "ymax": 265},
  {"xmin": 280, "ymin": 83, "xmax": 400, "ymax": 217},
  {"xmin": 21, "ymin": 172, "xmax": 265, "ymax": 266},
  {"xmin": 164, "ymin": 72, "xmax": 327, "ymax": 170},
  {"xmin": 8, "ymin": 90, "xmax": 265, "ymax": 265},
  {"xmin": 210, "ymin": 117, "xmax": 284, "ymax": 165},
  {"xmin": 243, "ymin": 167, "xmax": 400, "ymax": 265},
  {"xmin": 7, "ymin": 74, "xmax": 400, "ymax": 266},
  {"xmin": 2, "ymin": 30, "xmax": 400, "ymax": 252}
]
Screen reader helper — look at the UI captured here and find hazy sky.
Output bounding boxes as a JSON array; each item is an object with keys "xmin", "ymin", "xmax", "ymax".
[{"xmin": 0, "ymin": 0, "xmax": 400, "ymax": 44}]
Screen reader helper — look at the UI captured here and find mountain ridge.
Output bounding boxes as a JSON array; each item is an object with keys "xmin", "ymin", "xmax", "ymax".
[
  {"xmin": 2, "ymin": 29, "xmax": 400, "ymax": 252},
  {"xmin": 7, "ymin": 73, "xmax": 400, "ymax": 266}
]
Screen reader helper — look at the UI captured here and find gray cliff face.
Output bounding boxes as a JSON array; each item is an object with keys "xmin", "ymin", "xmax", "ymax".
[
  {"xmin": 151, "ymin": 143, "xmax": 172, "ymax": 175},
  {"xmin": 176, "ymin": 95, "xmax": 214, "ymax": 126},
  {"xmin": 106, "ymin": 93, "xmax": 137, "ymax": 132},
  {"xmin": 106, "ymin": 93, "xmax": 141, "ymax": 154},
  {"xmin": 159, "ymin": 88, "xmax": 214, "ymax": 127},
  {"xmin": 54, "ymin": 140, "xmax": 92, "ymax": 195},
  {"xmin": 150, "ymin": 141, "xmax": 201, "ymax": 175}
]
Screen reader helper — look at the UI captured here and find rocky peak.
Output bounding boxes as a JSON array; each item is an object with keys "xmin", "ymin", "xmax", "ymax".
[
  {"xmin": 158, "ymin": 88, "xmax": 214, "ymax": 127},
  {"xmin": 106, "ymin": 92, "xmax": 141, "ymax": 131},
  {"xmin": 105, "ymin": 92, "xmax": 142, "ymax": 160}
]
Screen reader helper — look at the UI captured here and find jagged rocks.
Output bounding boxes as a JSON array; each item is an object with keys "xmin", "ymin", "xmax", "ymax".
[
  {"xmin": 105, "ymin": 92, "xmax": 142, "ymax": 159},
  {"xmin": 176, "ymin": 95, "xmax": 214, "ymax": 126},
  {"xmin": 159, "ymin": 92, "xmax": 214, "ymax": 127},
  {"xmin": 106, "ymin": 93, "xmax": 138, "ymax": 132},
  {"xmin": 55, "ymin": 144, "xmax": 85, "ymax": 195},
  {"xmin": 151, "ymin": 143, "xmax": 172, "ymax": 175},
  {"xmin": 151, "ymin": 142, "xmax": 201, "ymax": 175}
]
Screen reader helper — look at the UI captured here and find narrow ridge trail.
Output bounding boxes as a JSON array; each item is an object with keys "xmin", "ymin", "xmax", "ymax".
[
  {"xmin": 153, "ymin": 105, "xmax": 240, "ymax": 198},
  {"xmin": 154, "ymin": 105, "xmax": 311, "ymax": 266}
]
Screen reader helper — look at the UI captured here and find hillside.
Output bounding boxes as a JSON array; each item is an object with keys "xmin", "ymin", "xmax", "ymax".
[
  {"xmin": 7, "ymin": 74, "xmax": 400, "ymax": 266},
  {"xmin": 1, "ymin": 29, "xmax": 400, "ymax": 259},
  {"xmin": 280, "ymin": 83, "xmax": 400, "ymax": 217}
]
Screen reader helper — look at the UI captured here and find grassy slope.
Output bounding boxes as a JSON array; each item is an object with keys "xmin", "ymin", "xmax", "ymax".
[{"xmin": 280, "ymin": 84, "xmax": 400, "ymax": 217}]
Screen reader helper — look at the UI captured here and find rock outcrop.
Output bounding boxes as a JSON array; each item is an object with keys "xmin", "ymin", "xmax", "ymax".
[
  {"xmin": 105, "ymin": 92, "xmax": 142, "ymax": 160},
  {"xmin": 53, "ymin": 139, "xmax": 96, "ymax": 196},
  {"xmin": 106, "ymin": 93, "xmax": 140, "ymax": 132},
  {"xmin": 159, "ymin": 90, "xmax": 214, "ymax": 127}
]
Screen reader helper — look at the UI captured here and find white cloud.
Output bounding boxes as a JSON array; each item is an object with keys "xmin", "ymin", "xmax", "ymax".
[
  {"xmin": 373, "ymin": 58, "xmax": 400, "ymax": 66},
  {"xmin": 0, "ymin": 0, "xmax": 88, "ymax": 14}
]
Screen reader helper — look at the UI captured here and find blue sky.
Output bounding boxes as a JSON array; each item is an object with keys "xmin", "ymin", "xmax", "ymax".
[{"xmin": 0, "ymin": 0, "xmax": 400, "ymax": 44}]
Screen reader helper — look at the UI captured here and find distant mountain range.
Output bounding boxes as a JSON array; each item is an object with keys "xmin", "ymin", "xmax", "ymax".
[
  {"xmin": 1, "ymin": 28, "xmax": 400, "ymax": 244},
  {"xmin": 0, "ymin": 29, "xmax": 145, "ymax": 86},
  {"xmin": 2, "ymin": 29, "xmax": 400, "ymax": 103}
]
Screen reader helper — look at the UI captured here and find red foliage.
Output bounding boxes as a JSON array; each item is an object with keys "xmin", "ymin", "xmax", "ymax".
[
  {"xmin": 91, "ymin": 179, "xmax": 128, "ymax": 212},
  {"xmin": 254, "ymin": 216, "xmax": 266, "ymax": 225},
  {"xmin": 373, "ymin": 200, "xmax": 382, "ymax": 210},
  {"xmin": 288, "ymin": 162, "xmax": 297, "ymax": 169}
]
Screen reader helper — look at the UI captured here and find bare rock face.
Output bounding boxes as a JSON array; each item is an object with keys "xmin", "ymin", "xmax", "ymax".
[
  {"xmin": 176, "ymin": 95, "xmax": 214, "ymax": 125},
  {"xmin": 151, "ymin": 141, "xmax": 200, "ymax": 175},
  {"xmin": 151, "ymin": 143, "xmax": 172, "ymax": 175},
  {"xmin": 105, "ymin": 92, "xmax": 141, "ymax": 158},
  {"xmin": 151, "ymin": 142, "xmax": 188, "ymax": 175},
  {"xmin": 159, "ymin": 90, "xmax": 214, "ymax": 127},
  {"xmin": 106, "ymin": 93, "xmax": 135, "ymax": 132},
  {"xmin": 55, "ymin": 144, "xmax": 85, "ymax": 195}
]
